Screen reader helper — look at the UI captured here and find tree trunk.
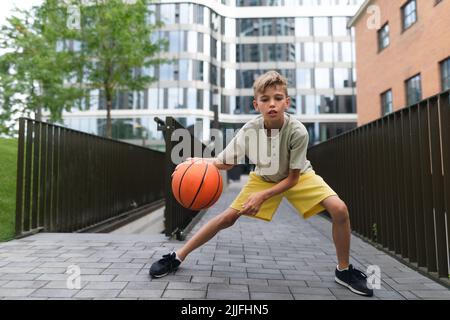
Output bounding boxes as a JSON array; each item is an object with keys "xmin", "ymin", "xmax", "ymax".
[
  {"xmin": 35, "ymin": 106, "xmax": 42, "ymax": 122},
  {"xmin": 105, "ymin": 88, "xmax": 113, "ymax": 139}
]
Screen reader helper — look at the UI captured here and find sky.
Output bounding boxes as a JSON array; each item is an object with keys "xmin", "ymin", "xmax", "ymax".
[{"xmin": 0, "ymin": 0, "xmax": 43, "ymax": 26}]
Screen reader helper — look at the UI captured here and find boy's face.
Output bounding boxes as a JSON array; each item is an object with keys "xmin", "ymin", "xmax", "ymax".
[{"xmin": 253, "ymin": 85, "xmax": 290, "ymax": 121}]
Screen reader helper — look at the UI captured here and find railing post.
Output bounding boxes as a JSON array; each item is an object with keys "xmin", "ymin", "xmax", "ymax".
[
  {"xmin": 440, "ymin": 93, "xmax": 450, "ymax": 278},
  {"xmin": 15, "ymin": 118, "xmax": 26, "ymax": 237},
  {"xmin": 430, "ymin": 96, "xmax": 448, "ymax": 278},
  {"xmin": 306, "ymin": 90, "xmax": 450, "ymax": 285},
  {"xmin": 156, "ymin": 117, "xmax": 176, "ymax": 237}
]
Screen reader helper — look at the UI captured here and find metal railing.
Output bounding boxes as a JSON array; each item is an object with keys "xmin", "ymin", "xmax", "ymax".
[
  {"xmin": 155, "ymin": 116, "xmax": 209, "ymax": 239},
  {"xmin": 308, "ymin": 90, "xmax": 450, "ymax": 284},
  {"xmin": 15, "ymin": 118, "xmax": 165, "ymax": 237}
]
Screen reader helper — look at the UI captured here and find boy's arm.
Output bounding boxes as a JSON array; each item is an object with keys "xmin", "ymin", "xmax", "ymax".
[
  {"xmin": 239, "ymin": 169, "xmax": 300, "ymax": 216},
  {"xmin": 177, "ymin": 125, "xmax": 246, "ymax": 172}
]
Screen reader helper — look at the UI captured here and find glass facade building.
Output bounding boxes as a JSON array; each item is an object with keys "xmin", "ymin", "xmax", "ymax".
[{"xmin": 60, "ymin": 0, "xmax": 364, "ymax": 148}]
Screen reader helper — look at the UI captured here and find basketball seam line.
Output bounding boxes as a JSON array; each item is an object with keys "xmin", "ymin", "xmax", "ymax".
[
  {"xmin": 187, "ymin": 163, "xmax": 209, "ymax": 210},
  {"xmin": 178, "ymin": 159, "xmax": 201, "ymax": 208},
  {"xmin": 201, "ymin": 166, "xmax": 222, "ymax": 210}
]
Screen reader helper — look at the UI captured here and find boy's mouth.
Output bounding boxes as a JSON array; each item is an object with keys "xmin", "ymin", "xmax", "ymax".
[{"xmin": 268, "ymin": 110, "xmax": 277, "ymax": 115}]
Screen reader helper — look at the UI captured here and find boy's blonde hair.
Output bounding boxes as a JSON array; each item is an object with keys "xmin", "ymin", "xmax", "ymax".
[{"xmin": 253, "ymin": 70, "xmax": 288, "ymax": 97}]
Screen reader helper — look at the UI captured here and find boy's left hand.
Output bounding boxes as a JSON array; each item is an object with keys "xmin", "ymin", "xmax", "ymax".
[{"xmin": 240, "ymin": 192, "xmax": 267, "ymax": 216}]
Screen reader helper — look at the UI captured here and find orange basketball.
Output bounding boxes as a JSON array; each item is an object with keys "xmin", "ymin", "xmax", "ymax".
[{"xmin": 172, "ymin": 159, "xmax": 223, "ymax": 211}]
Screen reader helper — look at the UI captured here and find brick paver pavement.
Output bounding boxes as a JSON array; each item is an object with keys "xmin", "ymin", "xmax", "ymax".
[{"xmin": 0, "ymin": 175, "xmax": 449, "ymax": 300}]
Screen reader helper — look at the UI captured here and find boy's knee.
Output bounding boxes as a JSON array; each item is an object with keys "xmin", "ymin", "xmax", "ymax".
[
  {"xmin": 330, "ymin": 202, "xmax": 349, "ymax": 224},
  {"xmin": 219, "ymin": 211, "xmax": 239, "ymax": 228}
]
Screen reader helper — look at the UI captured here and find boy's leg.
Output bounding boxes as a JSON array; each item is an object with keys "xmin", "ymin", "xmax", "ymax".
[
  {"xmin": 176, "ymin": 207, "xmax": 241, "ymax": 261},
  {"xmin": 320, "ymin": 195, "xmax": 350, "ymax": 269},
  {"xmin": 321, "ymin": 195, "xmax": 373, "ymax": 296},
  {"xmin": 149, "ymin": 208, "xmax": 241, "ymax": 278}
]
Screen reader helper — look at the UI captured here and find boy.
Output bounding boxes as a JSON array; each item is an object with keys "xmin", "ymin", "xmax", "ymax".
[{"xmin": 150, "ymin": 71, "xmax": 373, "ymax": 297}]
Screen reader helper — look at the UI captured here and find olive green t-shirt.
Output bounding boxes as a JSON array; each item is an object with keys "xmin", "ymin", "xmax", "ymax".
[{"xmin": 216, "ymin": 113, "xmax": 312, "ymax": 183}]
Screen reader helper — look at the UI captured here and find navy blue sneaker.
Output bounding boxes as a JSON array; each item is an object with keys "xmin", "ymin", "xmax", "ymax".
[
  {"xmin": 335, "ymin": 264, "xmax": 374, "ymax": 297},
  {"xmin": 149, "ymin": 252, "xmax": 181, "ymax": 278}
]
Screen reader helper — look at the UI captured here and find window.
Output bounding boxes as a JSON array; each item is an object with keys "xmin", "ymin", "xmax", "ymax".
[
  {"xmin": 322, "ymin": 42, "xmax": 333, "ymax": 62},
  {"xmin": 303, "ymin": 42, "xmax": 315, "ymax": 62},
  {"xmin": 332, "ymin": 17, "xmax": 349, "ymax": 36},
  {"xmin": 296, "ymin": 17, "xmax": 311, "ymax": 37},
  {"xmin": 405, "ymin": 74, "xmax": 422, "ymax": 106},
  {"xmin": 315, "ymin": 69, "xmax": 331, "ymax": 88},
  {"xmin": 334, "ymin": 68, "xmax": 352, "ymax": 88},
  {"xmin": 187, "ymin": 88, "xmax": 196, "ymax": 109},
  {"xmin": 194, "ymin": 4, "xmax": 204, "ymax": 25},
  {"xmin": 297, "ymin": 69, "xmax": 312, "ymax": 89},
  {"xmin": 380, "ymin": 90, "xmax": 393, "ymax": 115},
  {"xmin": 440, "ymin": 57, "xmax": 450, "ymax": 91},
  {"xmin": 341, "ymin": 42, "xmax": 353, "ymax": 62},
  {"xmin": 160, "ymin": 4, "xmax": 176, "ymax": 24},
  {"xmin": 402, "ymin": 0, "xmax": 417, "ymax": 31},
  {"xmin": 313, "ymin": 17, "xmax": 329, "ymax": 36},
  {"xmin": 378, "ymin": 23, "xmax": 390, "ymax": 51}
]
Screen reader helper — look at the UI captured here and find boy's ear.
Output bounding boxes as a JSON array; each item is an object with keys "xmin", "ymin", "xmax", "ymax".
[
  {"xmin": 252, "ymin": 99, "xmax": 259, "ymax": 112},
  {"xmin": 285, "ymin": 96, "xmax": 291, "ymax": 108}
]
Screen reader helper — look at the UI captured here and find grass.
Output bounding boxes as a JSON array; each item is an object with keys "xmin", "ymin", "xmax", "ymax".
[{"xmin": 0, "ymin": 138, "xmax": 17, "ymax": 242}]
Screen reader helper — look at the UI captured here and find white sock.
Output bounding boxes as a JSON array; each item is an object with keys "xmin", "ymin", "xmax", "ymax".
[
  {"xmin": 337, "ymin": 265, "xmax": 349, "ymax": 271},
  {"xmin": 175, "ymin": 252, "xmax": 183, "ymax": 262}
]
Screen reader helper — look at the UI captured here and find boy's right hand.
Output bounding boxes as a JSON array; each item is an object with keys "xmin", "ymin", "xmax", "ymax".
[{"xmin": 172, "ymin": 158, "xmax": 204, "ymax": 177}]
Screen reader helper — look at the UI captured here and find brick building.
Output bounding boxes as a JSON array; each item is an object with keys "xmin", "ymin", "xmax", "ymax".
[{"xmin": 349, "ymin": 0, "xmax": 450, "ymax": 125}]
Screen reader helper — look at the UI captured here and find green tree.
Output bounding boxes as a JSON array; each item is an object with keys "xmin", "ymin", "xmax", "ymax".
[
  {"xmin": 68, "ymin": 0, "xmax": 166, "ymax": 138},
  {"xmin": 0, "ymin": 0, "xmax": 167, "ymax": 139},
  {"xmin": 0, "ymin": 2, "xmax": 84, "ymax": 136}
]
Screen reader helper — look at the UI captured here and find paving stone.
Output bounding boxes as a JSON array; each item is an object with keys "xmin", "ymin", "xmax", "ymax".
[
  {"xmin": 206, "ymin": 291, "xmax": 250, "ymax": 300},
  {"xmin": 42, "ymin": 281, "xmax": 88, "ymax": 289},
  {"xmin": 191, "ymin": 276, "xmax": 228, "ymax": 284},
  {"xmin": 2, "ymin": 281, "xmax": 48, "ymax": 289},
  {"xmin": 0, "ymin": 274, "xmax": 40, "ymax": 281},
  {"xmin": 410, "ymin": 290, "xmax": 450, "ymax": 299},
  {"xmin": 211, "ymin": 271, "xmax": 247, "ymax": 279},
  {"xmin": 0, "ymin": 288, "xmax": 36, "ymax": 297},
  {"xmin": 250, "ymin": 292, "xmax": 293, "ymax": 300},
  {"xmin": 167, "ymin": 282, "xmax": 208, "ymax": 290},
  {"xmin": 249, "ymin": 285, "xmax": 290, "ymax": 293},
  {"xmin": 208, "ymin": 283, "xmax": 248, "ymax": 292},
  {"xmin": 174, "ymin": 269, "xmax": 212, "ymax": 277},
  {"xmin": 0, "ymin": 176, "xmax": 447, "ymax": 300},
  {"xmin": 118, "ymin": 289, "xmax": 163, "ymax": 298},
  {"xmin": 293, "ymin": 294, "xmax": 337, "ymax": 300},
  {"xmin": 83, "ymin": 282, "xmax": 128, "ymax": 290},
  {"xmin": 125, "ymin": 281, "xmax": 168, "ymax": 290},
  {"xmin": 230, "ymin": 278, "xmax": 269, "ymax": 286},
  {"xmin": 74, "ymin": 290, "xmax": 121, "ymax": 299},
  {"xmin": 163, "ymin": 290, "xmax": 206, "ymax": 299},
  {"xmin": 247, "ymin": 272, "xmax": 284, "ymax": 280},
  {"xmin": 102, "ymin": 268, "xmax": 140, "ymax": 275},
  {"xmin": 268, "ymin": 279, "xmax": 308, "ymax": 287},
  {"xmin": 31, "ymin": 289, "xmax": 78, "ymax": 298}
]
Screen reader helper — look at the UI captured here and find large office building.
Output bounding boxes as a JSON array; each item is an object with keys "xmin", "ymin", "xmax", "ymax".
[
  {"xmin": 59, "ymin": 0, "xmax": 364, "ymax": 148},
  {"xmin": 349, "ymin": 0, "xmax": 450, "ymax": 125}
]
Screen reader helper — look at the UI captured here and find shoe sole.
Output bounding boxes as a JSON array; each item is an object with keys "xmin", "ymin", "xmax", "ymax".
[
  {"xmin": 150, "ymin": 271, "xmax": 169, "ymax": 278},
  {"xmin": 335, "ymin": 277, "xmax": 373, "ymax": 297},
  {"xmin": 150, "ymin": 268, "xmax": 178, "ymax": 279}
]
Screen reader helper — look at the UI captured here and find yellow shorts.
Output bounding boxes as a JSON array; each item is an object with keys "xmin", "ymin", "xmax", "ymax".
[{"xmin": 230, "ymin": 170, "xmax": 337, "ymax": 221}]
